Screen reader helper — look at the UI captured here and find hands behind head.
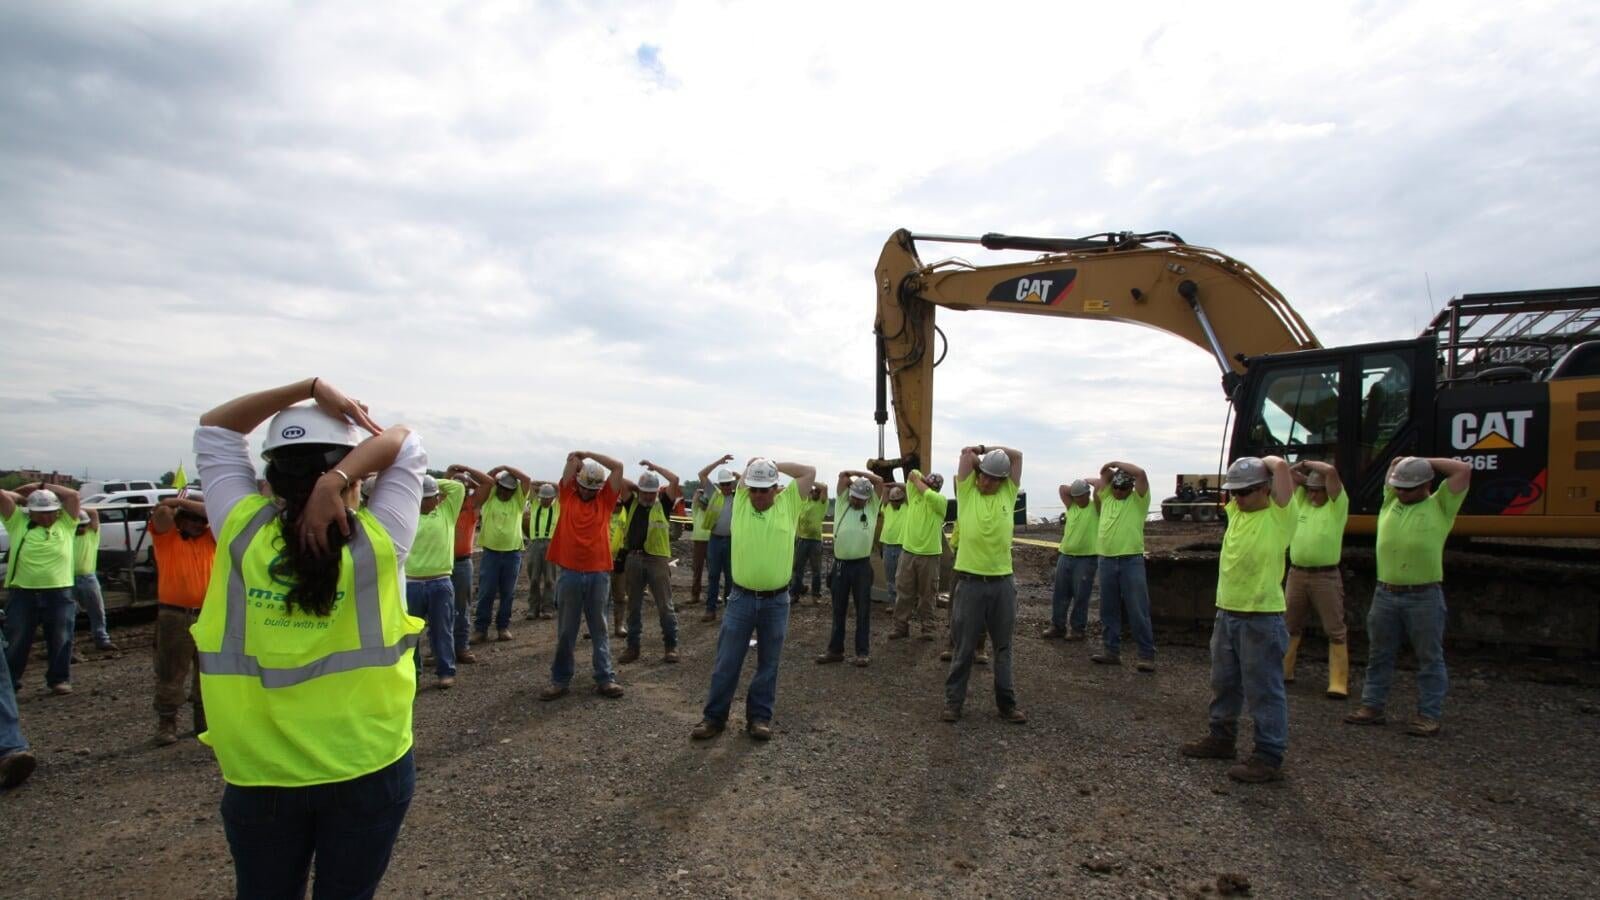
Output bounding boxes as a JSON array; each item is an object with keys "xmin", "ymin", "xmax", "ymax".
[
  {"xmin": 298, "ymin": 475, "xmax": 353, "ymax": 557},
  {"xmin": 310, "ymin": 379, "xmax": 382, "ymax": 436}
]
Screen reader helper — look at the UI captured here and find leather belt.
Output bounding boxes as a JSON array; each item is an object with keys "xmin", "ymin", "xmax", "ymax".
[
  {"xmin": 1378, "ymin": 581, "xmax": 1441, "ymax": 594},
  {"xmin": 1291, "ymin": 564, "xmax": 1340, "ymax": 573},
  {"xmin": 159, "ymin": 603, "xmax": 201, "ymax": 615},
  {"xmin": 1218, "ymin": 608, "xmax": 1281, "ymax": 618},
  {"xmin": 735, "ymin": 584, "xmax": 786, "ymax": 598},
  {"xmin": 956, "ymin": 572, "xmax": 1012, "ymax": 583}
]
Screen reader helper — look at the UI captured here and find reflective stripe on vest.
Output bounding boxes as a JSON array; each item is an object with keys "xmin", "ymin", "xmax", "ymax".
[{"xmin": 197, "ymin": 503, "xmax": 419, "ymax": 689}]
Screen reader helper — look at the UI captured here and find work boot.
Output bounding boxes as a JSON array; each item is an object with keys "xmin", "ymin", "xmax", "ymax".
[
  {"xmin": 155, "ymin": 716, "xmax": 179, "ymax": 747},
  {"xmin": 1040, "ymin": 626, "xmax": 1065, "ymax": 640},
  {"xmin": 940, "ymin": 705, "xmax": 961, "ymax": 722},
  {"xmin": 1136, "ymin": 660, "xmax": 1156, "ymax": 674},
  {"xmin": 1064, "ymin": 631, "xmax": 1087, "ymax": 642},
  {"xmin": 617, "ymin": 646, "xmax": 640, "ymax": 664},
  {"xmin": 496, "ymin": 628, "xmax": 513, "ymax": 642},
  {"xmin": 917, "ymin": 630, "xmax": 935, "ymax": 642},
  {"xmin": 939, "ymin": 649, "xmax": 952, "ymax": 661},
  {"xmin": 525, "ymin": 610, "xmax": 537, "ymax": 621},
  {"xmin": 1227, "ymin": 757, "xmax": 1284, "ymax": 783},
  {"xmin": 691, "ymin": 719, "xmax": 725, "ymax": 740},
  {"xmin": 1326, "ymin": 641, "xmax": 1349, "ymax": 699},
  {"xmin": 471, "ymin": 630, "xmax": 489, "ymax": 646},
  {"xmin": 1180, "ymin": 735, "xmax": 1236, "ymax": 759},
  {"xmin": 612, "ymin": 626, "xmax": 626, "ymax": 639},
  {"xmin": 1344, "ymin": 706, "xmax": 1386, "ymax": 726},
  {"xmin": 815, "ymin": 651, "xmax": 844, "ymax": 664},
  {"xmin": 71, "ymin": 649, "xmax": 84, "ymax": 664},
  {"xmin": 853, "ymin": 656, "xmax": 870, "ymax": 668},
  {"xmin": 437, "ymin": 676, "xmax": 456, "ymax": 690},
  {"xmin": 888, "ymin": 622, "xmax": 910, "ymax": 640},
  {"xmin": 747, "ymin": 720, "xmax": 773, "ymax": 741},
  {"xmin": 458, "ymin": 649, "xmax": 478, "ymax": 664},
  {"xmin": 539, "ymin": 684, "xmax": 570, "ymax": 701},
  {"xmin": 1090, "ymin": 652, "xmax": 1121, "ymax": 666},
  {"xmin": 700, "ymin": 611, "xmax": 718, "ymax": 623},
  {"xmin": 1283, "ymin": 634, "xmax": 1302, "ymax": 683},
  {"xmin": 50, "ymin": 682, "xmax": 72, "ymax": 696},
  {"xmin": 597, "ymin": 681, "xmax": 625, "ymax": 699},
  {"xmin": 998, "ymin": 706, "xmax": 1027, "ymax": 724},
  {"xmin": 662, "ymin": 647, "xmax": 680, "ymax": 664},
  {"xmin": 974, "ymin": 652, "xmax": 990, "ymax": 666},
  {"xmin": 0, "ymin": 750, "xmax": 37, "ymax": 789},
  {"xmin": 96, "ymin": 639, "xmax": 118, "ymax": 652},
  {"xmin": 1406, "ymin": 716, "xmax": 1441, "ymax": 738}
]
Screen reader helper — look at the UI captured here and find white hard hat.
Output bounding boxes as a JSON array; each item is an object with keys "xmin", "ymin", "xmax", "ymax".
[
  {"xmin": 26, "ymin": 491, "xmax": 61, "ymax": 513},
  {"xmin": 977, "ymin": 449, "xmax": 1011, "ymax": 479},
  {"xmin": 538, "ymin": 483, "xmax": 557, "ymax": 500},
  {"xmin": 261, "ymin": 404, "xmax": 360, "ymax": 458},
  {"xmin": 1222, "ymin": 457, "xmax": 1269, "ymax": 491},
  {"xmin": 421, "ymin": 475, "xmax": 440, "ymax": 498},
  {"xmin": 888, "ymin": 485, "xmax": 906, "ymax": 501},
  {"xmin": 924, "ymin": 472, "xmax": 945, "ymax": 491},
  {"xmin": 495, "ymin": 472, "xmax": 518, "ymax": 490},
  {"xmin": 77, "ymin": 510, "xmax": 91, "ymax": 524},
  {"xmin": 577, "ymin": 460, "xmax": 607, "ymax": 490},
  {"xmin": 1068, "ymin": 479, "xmax": 1091, "ymax": 497},
  {"xmin": 743, "ymin": 458, "xmax": 780, "ymax": 489},
  {"xmin": 1388, "ymin": 457, "xmax": 1435, "ymax": 489},
  {"xmin": 714, "ymin": 467, "xmax": 738, "ymax": 485},
  {"xmin": 1304, "ymin": 470, "xmax": 1327, "ymax": 490},
  {"xmin": 848, "ymin": 477, "xmax": 873, "ymax": 500},
  {"xmin": 637, "ymin": 471, "xmax": 662, "ymax": 493}
]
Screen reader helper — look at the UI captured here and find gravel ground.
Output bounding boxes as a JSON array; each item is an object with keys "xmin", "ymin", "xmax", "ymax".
[{"xmin": 3, "ymin": 542, "xmax": 1599, "ymax": 899}]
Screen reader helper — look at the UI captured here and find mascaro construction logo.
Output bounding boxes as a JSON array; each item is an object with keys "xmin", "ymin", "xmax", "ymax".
[
  {"xmin": 1450, "ymin": 409, "xmax": 1533, "ymax": 451},
  {"xmin": 986, "ymin": 269, "xmax": 1078, "ymax": 306}
]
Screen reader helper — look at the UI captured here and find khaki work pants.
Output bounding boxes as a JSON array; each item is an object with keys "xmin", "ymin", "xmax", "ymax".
[
  {"xmin": 894, "ymin": 552, "xmax": 940, "ymax": 632},
  {"xmin": 154, "ymin": 605, "xmax": 202, "ymax": 721},
  {"xmin": 1285, "ymin": 566, "xmax": 1347, "ymax": 642},
  {"xmin": 625, "ymin": 552, "xmax": 678, "ymax": 650},
  {"xmin": 524, "ymin": 538, "xmax": 556, "ymax": 615}
]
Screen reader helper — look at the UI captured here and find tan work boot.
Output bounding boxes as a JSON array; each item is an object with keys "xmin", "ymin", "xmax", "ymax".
[
  {"xmin": 1283, "ymin": 634, "xmax": 1302, "ymax": 683},
  {"xmin": 496, "ymin": 628, "xmax": 513, "ymax": 642},
  {"xmin": 1344, "ymin": 706, "xmax": 1385, "ymax": 726},
  {"xmin": 1180, "ymin": 735, "xmax": 1236, "ymax": 759},
  {"xmin": 1326, "ymin": 641, "xmax": 1349, "ymax": 699},
  {"xmin": 1040, "ymin": 626, "xmax": 1065, "ymax": 640},
  {"xmin": 458, "ymin": 649, "xmax": 478, "ymax": 664},
  {"xmin": 1406, "ymin": 716, "xmax": 1441, "ymax": 737},
  {"xmin": 888, "ymin": 622, "xmax": 911, "ymax": 640},
  {"xmin": 1227, "ymin": 757, "xmax": 1284, "ymax": 783},
  {"xmin": 815, "ymin": 652, "xmax": 845, "ymax": 665},
  {"xmin": 0, "ymin": 749, "xmax": 37, "ymax": 789},
  {"xmin": 617, "ymin": 646, "xmax": 640, "ymax": 664},
  {"xmin": 939, "ymin": 649, "xmax": 952, "ymax": 661},
  {"xmin": 690, "ymin": 719, "xmax": 725, "ymax": 740},
  {"xmin": 662, "ymin": 648, "xmax": 680, "ymax": 664},
  {"xmin": 596, "ymin": 681, "xmax": 624, "ymax": 699},
  {"xmin": 155, "ymin": 715, "xmax": 179, "ymax": 747},
  {"xmin": 539, "ymin": 684, "xmax": 570, "ymax": 701}
]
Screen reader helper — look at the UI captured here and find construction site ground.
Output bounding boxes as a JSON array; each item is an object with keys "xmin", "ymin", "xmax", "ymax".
[{"xmin": 3, "ymin": 523, "xmax": 1599, "ymax": 898}]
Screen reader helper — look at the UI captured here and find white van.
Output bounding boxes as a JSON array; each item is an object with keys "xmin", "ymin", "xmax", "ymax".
[{"xmin": 79, "ymin": 479, "xmax": 160, "ymax": 500}]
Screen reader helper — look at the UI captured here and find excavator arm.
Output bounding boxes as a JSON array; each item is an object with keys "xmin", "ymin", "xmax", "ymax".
[{"xmin": 870, "ymin": 228, "xmax": 1320, "ymax": 478}]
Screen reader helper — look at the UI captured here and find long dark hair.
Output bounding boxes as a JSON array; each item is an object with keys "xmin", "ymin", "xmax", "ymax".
[{"xmin": 264, "ymin": 444, "xmax": 353, "ymax": 617}]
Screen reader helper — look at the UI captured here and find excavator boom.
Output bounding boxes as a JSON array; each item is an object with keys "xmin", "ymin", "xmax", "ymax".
[{"xmin": 871, "ymin": 228, "xmax": 1319, "ymax": 476}]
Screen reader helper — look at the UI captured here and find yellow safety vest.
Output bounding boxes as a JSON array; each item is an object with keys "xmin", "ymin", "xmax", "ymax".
[
  {"xmin": 191, "ymin": 496, "xmax": 423, "ymax": 787},
  {"xmin": 699, "ymin": 489, "xmax": 728, "ymax": 533},
  {"xmin": 621, "ymin": 498, "xmax": 673, "ymax": 558},
  {"xmin": 609, "ymin": 508, "xmax": 628, "ymax": 555}
]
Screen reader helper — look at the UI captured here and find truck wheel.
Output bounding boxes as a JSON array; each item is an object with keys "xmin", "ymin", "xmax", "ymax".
[{"xmin": 1194, "ymin": 504, "xmax": 1218, "ymax": 523}]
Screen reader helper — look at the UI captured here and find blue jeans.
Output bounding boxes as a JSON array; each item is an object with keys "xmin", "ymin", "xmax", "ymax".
[
  {"xmin": 405, "ymin": 577, "xmax": 456, "ymax": 678},
  {"xmin": 703, "ymin": 534, "xmax": 732, "ymax": 614},
  {"xmin": 1051, "ymin": 554, "xmax": 1097, "ymax": 633},
  {"xmin": 73, "ymin": 574, "xmax": 111, "ymax": 644},
  {"xmin": 0, "ymin": 630, "xmax": 27, "ymax": 756},
  {"xmin": 945, "ymin": 576, "xmax": 1018, "ymax": 711},
  {"xmin": 881, "ymin": 545, "xmax": 902, "ymax": 606},
  {"xmin": 550, "ymin": 571, "xmax": 616, "ymax": 687},
  {"xmin": 450, "ymin": 556, "xmax": 473, "ymax": 653},
  {"xmin": 828, "ymin": 558, "xmax": 873, "ymax": 656},
  {"xmin": 1098, "ymin": 554, "xmax": 1155, "ymax": 660},
  {"xmin": 791, "ymin": 538, "xmax": 823, "ymax": 596},
  {"xmin": 474, "ymin": 548, "xmax": 521, "ymax": 633},
  {"xmin": 222, "ymin": 749, "xmax": 414, "ymax": 900},
  {"xmin": 1361, "ymin": 585, "xmax": 1449, "ymax": 719},
  {"xmin": 4, "ymin": 587, "xmax": 76, "ymax": 688},
  {"xmin": 703, "ymin": 586, "xmax": 791, "ymax": 725},
  {"xmin": 1208, "ymin": 611, "xmax": 1289, "ymax": 767}
]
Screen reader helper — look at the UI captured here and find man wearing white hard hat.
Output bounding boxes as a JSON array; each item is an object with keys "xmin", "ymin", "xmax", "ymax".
[
  {"xmin": 890, "ymin": 469, "xmax": 947, "ymax": 643},
  {"xmin": 2, "ymin": 482, "xmax": 83, "ymax": 694},
  {"xmin": 694, "ymin": 455, "xmax": 740, "ymax": 620},
  {"xmin": 943, "ymin": 445, "xmax": 1026, "ymax": 725},
  {"xmin": 1181, "ymin": 455, "xmax": 1295, "ymax": 783},
  {"xmin": 473, "ymin": 466, "xmax": 533, "ymax": 644},
  {"xmin": 1044, "ymin": 479, "xmax": 1099, "ymax": 641},
  {"xmin": 617, "ymin": 461, "xmax": 683, "ymax": 665},
  {"xmin": 149, "ymin": 492, "xmax": 216, "ymax": 745},
  {"xmin": 541, "ymin": 451, "xmax": 628, "ymax": 701},
  {"xmin": 523, "ymin": 481, "xmax": 561, "ymax": 620},
  {"xmin": 1282, "ymin": 460, "xmax": 1350, "ymax": 698},
  {"xmin": 816, "ymin": 470, "xmax": 886, "ymax": 667},
  {"xmin": 691, "ymin": 456, "xmax": 816, "ymax": 742},
  {"xmin": 404, "ymin": 473, "xmax": 470, "ymax": 689},
  {"xmin": 1345, "ymin": 456, "xmax": 1470, "ymax": 738},
  {"xmin": 1092, "ymin": 460, "xmax": 1157, "ymax": 671}
]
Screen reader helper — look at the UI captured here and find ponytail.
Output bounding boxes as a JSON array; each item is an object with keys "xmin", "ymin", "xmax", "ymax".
[{"xmin": 264, "ymin": 445, "xmax": 352, "ymax": 617}]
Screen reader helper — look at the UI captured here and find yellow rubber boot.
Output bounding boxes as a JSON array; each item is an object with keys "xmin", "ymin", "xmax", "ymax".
[
  {"xmin": 1326, "ymin": 641, "xmax": 1349, "ymax": 699},
  {"xmin": 1283, "ymin": 635, "xmax": 1301, "ymax": 683}
]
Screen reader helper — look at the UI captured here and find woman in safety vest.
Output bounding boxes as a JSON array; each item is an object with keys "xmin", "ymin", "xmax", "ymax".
[{"xmin": 193, "ymin": 377, "xmax": 426, "ymax": 899}]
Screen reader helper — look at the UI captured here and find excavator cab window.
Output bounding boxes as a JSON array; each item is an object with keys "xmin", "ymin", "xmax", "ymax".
[
  {"xmin": 1246, "ymin": 362, "xmax": 1340, "ymax": 462},
  {"xmin": 1359, "ymin": 352, "xmax": 1413, "ymax": 470}
]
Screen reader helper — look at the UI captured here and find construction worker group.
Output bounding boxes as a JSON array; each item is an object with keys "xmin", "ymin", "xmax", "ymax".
[{"xmin": 0, "ymin": 377, "xmax": 1470, "ymax": 893}]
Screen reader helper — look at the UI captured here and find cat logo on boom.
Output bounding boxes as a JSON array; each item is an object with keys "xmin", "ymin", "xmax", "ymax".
[
  {"xmin": 1450, "ymin": 410, "xmax": 1534, "ymax": 451},
  {"xmin": 986, "ymin": 269, "xmax": 1078, "ymax": 306}
]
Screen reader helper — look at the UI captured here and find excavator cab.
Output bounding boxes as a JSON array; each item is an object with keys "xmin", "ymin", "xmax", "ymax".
[{"xmin": 1229, "ymin": 338, "xmax": 1436, "ymax": 527}]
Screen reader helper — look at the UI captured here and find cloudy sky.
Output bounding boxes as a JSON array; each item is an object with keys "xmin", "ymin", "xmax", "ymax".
[{"xmin": 2, "ymin": 1, "xmax": 1596, "ymax": 514}]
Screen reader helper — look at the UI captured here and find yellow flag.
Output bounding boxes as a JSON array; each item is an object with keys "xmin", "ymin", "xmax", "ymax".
[{"xmin": 173, "ymin": 461, "xmax": 188, "ymax": 495}]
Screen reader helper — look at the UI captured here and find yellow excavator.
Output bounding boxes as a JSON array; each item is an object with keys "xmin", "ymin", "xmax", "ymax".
[
  {"xmin": 869, "ymin": 229, "xmax": 1600, "ymax": 651},
  {"xmin": 870, "ymin": 228, "xmax": 1600, "ymax": 538}
]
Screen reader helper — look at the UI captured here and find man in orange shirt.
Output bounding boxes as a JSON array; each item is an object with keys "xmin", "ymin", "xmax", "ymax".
[
  {"xmin": 148, "ymin": 493, "xmax": 217, "ymax": 746},
  {"xmin": 541, "ymin": 451, "xmax": 627, "ymax": 702},
  {"xmin": 445, "ymin": 467, "xmax": 493, "ymax": 663}
]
